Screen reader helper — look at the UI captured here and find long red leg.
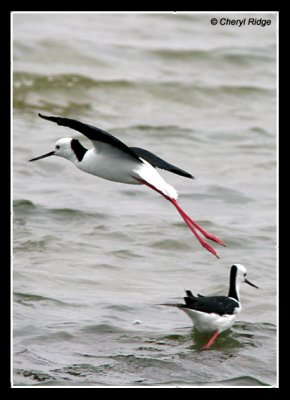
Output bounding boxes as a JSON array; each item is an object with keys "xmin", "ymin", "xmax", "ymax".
[
  {"xmin": 170, "ymin": 200, "xmax": 220, "ymax": 258},
  {"xmin": 134, "ymin": 178, "xmax": 222, "ymax": 258},
  {"xmin": 203, "ymin": 330, "xmax": 219, "ymax": 349},
  {"xmin": 171, "ymin": 199, "xmax": 225, "ymax": 247}
]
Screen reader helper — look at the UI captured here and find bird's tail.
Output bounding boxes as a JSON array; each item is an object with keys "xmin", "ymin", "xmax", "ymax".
[
  {"xmin": 134, "ymin": 159, "xmax": 178, "ymax": 200},
  {"xmin": 159, "ymin": 303, "xmax": 187, "ymax": 308}
]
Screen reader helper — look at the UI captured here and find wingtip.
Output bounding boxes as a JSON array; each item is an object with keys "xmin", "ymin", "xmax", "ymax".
[
  {"xmin": 38, "ymin": 113, "xmax": 49, "ymax": 119},
  {"xmin": 182, "ymin": 172, "xmax": 195, "ymax": 179},
  {"xmin": 185, "ymin": 290, "xmax": 194, "ymax": 297},
  {"xmin": 38, "ymin": 113, "xmax": 59, "ymax": 124},
  {"xmin": 38, "ymin": 112, "xmax": 49, "ymax": 120}
]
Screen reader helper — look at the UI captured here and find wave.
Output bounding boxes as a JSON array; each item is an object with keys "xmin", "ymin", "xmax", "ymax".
[
  {"xmin": 14, "ymin": 71, "xmax": 273, "ymax": 103},
  {"xmin": 210, "ymin": 375, "xmax": 270, "ymax": 386},
  {"xmin": 14, "ymin": 291, "xmax": 67, "ymax": 306},
  {"xmin": 13, "ymin": 72, "xmax": 136, "ymax": 91},
  {"xmin": 13, "ymin": 199, "xmax": 107, "ymax": 221},
  {"xmin": 147, "ymin": 47, "xmax": 273, "ymax": 64}
]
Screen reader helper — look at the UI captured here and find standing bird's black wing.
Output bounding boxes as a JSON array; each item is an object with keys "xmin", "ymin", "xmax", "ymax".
[
  {"xmin": 38, "ymin": 113, "xmax": 141, "ymax": 162},
  {"xmin": 130, "ymin": 147, "xmax": 194, "ymax": 179},
  {"xmin": 183, "ymin": 295, "xmax": 239, "ymax": 316}
]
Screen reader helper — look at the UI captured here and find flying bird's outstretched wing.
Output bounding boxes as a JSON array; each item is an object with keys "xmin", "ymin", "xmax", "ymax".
[{"xmin": 38, "ymin": 113, "xmax": 141, "ymax": 162}]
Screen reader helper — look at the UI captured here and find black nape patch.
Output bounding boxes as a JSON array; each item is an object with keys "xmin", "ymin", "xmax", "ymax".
[
  {"xmin": 71, "ymin": 139, "xmax": 87, "ymax": 161},
  {"xmin": 228, "ymin": 265, "xmax": 238, "ymax": 301}
]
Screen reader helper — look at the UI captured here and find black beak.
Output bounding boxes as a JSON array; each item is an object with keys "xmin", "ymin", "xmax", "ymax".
[
  {"xmin": 244, "ymin": 278, "xmax": 259, "ymax": 289},
  {"xmin": 29, "ymin": 151, "xmax": 55, "ymax": 162}
]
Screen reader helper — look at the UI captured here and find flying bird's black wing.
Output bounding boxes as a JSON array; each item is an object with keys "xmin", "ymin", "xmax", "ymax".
[
  {"xmin": 38, "ymin": 113, "xmax": 141, "ymax": 162},
  {"xmin": 130, "ymin": 147, "xmax": 194, "ymax": 179},
  {"xmin": 39, "ymin": 114, "xmax": 195, "ymax": 176}
]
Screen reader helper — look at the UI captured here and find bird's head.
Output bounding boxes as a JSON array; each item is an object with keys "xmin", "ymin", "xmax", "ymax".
[
  {"xmin": 233, "ymin": 264, "xmax": 258, "ymax": 289},
  {"xmin": 29, "ymin": 138, "xmax": 77, "ymax": 162}
]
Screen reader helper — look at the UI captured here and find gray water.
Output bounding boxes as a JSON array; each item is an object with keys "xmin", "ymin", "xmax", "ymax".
[{"xmin": 13, "ymin": 12, "xmax": 277, "ymax": 387}]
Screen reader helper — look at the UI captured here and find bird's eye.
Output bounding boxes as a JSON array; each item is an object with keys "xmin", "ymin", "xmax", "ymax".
[
  {"xmin": 56, "ymin": 145, "xmax": 60, "ymax": 150},
  {"xmin": 244, "ymin": 273, "xmax": 246, "ymax": 277}
]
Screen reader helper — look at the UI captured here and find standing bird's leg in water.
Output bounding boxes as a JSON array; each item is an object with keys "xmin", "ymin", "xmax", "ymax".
[{"xmin": 202, "ymin": 330, "xmax": 219, "ymax": 349}]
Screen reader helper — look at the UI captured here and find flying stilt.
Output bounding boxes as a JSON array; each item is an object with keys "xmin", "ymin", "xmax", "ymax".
[{"xmin": 29, "ymin": 114, "xmax": 225, "ymax": 258}]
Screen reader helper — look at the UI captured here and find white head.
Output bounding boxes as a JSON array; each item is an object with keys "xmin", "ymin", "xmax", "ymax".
[
  {"xmin": 54, "ymin": 137, "xmax": 82, "ymax": 162},
  {"xmin": 229, "ymin": 264, "xmax": 258, "ymax": 301},
  {"xmin": 235, "ymin": 264, "xmax": 247, "ymax": 281},
  {"xmin": 29, "ymin": 138, "xmax": 87, "ymax": 164}
]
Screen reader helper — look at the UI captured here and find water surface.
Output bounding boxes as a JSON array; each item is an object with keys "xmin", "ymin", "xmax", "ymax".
[{"xmin": 13, "ymin": 12, "xmax": 277, "ymax": 387}]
